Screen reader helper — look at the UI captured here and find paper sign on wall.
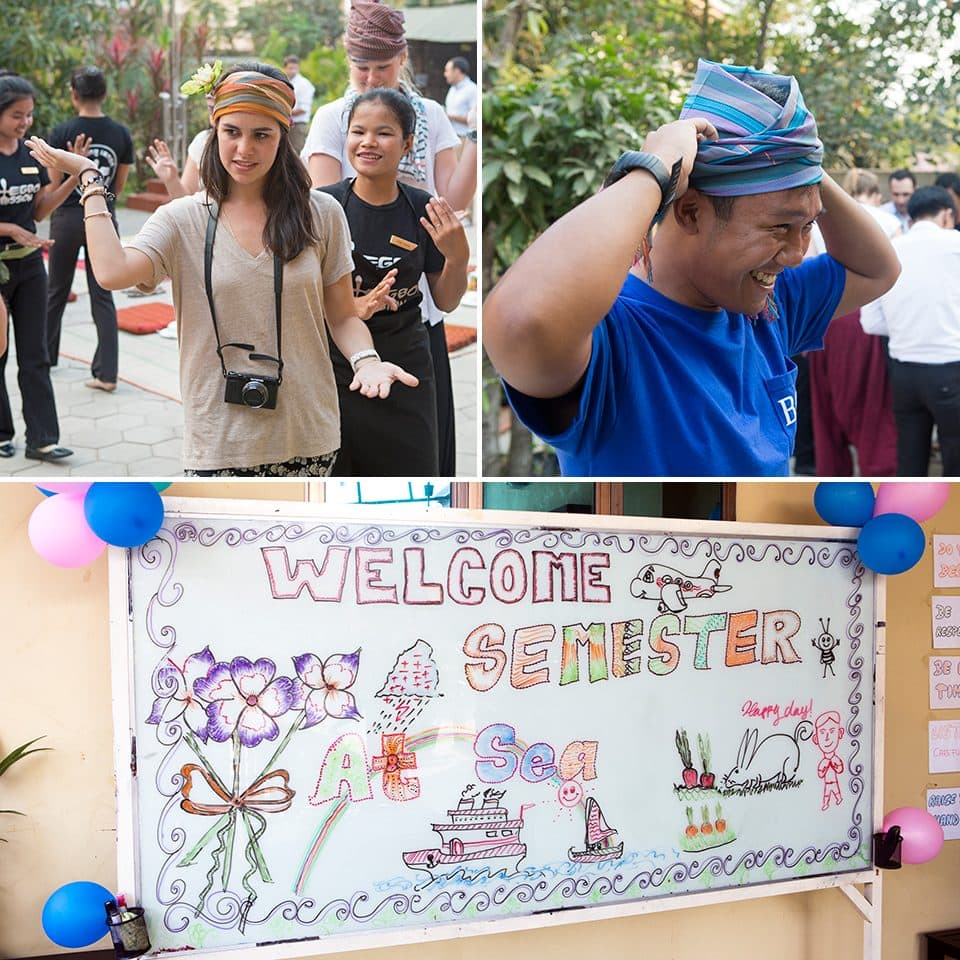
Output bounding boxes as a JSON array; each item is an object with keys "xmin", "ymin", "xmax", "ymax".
[
  {"xmin": 934, "ymin": 536, "xmax": 960, "ymax": 588},
  {"xmin": 927, "ymin": 789, "xmax": 960, "ymax": 840},
  {"xmin": 930, "ymin": 657, "xmax": 960, "ymax": 708},
  {"xmin": 930, "ymin": 720, "xmax": 960, "ymax": 772},
  {"xmin": 932, "ymin": 597, "xmax": 960, "ymax": 649}
]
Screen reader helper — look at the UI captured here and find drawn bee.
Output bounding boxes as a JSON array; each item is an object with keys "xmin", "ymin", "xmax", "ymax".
[{"xmin": 811, "ymin": 617, "xmax": 840, "ymax": 678}]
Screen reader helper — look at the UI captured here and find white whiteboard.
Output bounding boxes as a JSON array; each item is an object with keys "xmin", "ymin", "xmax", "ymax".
[{"xmin": 110, "ymin": 502, "xmax": 879, "ymax": 958}]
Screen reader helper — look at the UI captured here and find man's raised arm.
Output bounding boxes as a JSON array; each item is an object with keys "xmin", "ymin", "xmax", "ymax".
[
  {"xmin": 483, "ymin": 118, "xmax": 716, "ymax": 399},
  {"xmin": 817, "ymin": 173, "xmax": 901, "ymax": 319}
]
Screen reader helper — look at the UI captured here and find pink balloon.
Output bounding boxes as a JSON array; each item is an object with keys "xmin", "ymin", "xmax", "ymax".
[
  {"xmin": 874, "ymin": 482, "xmax": 950, "ymax": 524},
  {"xmin": 882, "ymin": 806, "xmax": 944, "ymax": 865},
  {"xmin": 28, "ymin": 493, "xmax": 106, "ymax": 568},
  {"xmin": 35, "ymin": 482, "xmax": 93, "ymax": 497}
]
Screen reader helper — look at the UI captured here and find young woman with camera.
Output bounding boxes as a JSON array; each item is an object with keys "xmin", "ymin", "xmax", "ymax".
[
  {"xmin": 27, "ymin": 62, "xmax": 415, "ymax": 477},
  {"xmin": 320, "ymin": 88, "xmax": 468, "ymax": 476}
]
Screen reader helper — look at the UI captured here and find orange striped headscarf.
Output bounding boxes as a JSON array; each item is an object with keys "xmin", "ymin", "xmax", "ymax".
[{"xmin": 211, "ymin": 71, "xmax": 294, "ymax": 129}]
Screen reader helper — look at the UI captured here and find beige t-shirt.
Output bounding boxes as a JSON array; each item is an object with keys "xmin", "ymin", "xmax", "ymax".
[{"xmin": 129, "ymin": 191, "xmax": 353, "ymax": 471}]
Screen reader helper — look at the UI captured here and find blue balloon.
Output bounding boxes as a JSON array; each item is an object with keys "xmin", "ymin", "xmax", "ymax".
[
  {"xmin": 858, "ymin": 513, "xmax": 926, "ymax": 575},
  {"xmin": 42, "ymin": 881, "xmax": 113, "ymax": 948},
  {"xmin": 814, "ymin": 482, "xmax": 876, "ymax": 527},
  {"xmin": 84, "ymin": 482, "xmax": 164, "ymax": 548}
]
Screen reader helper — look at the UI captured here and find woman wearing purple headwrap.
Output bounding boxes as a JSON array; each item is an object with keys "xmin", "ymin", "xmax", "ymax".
[
  {"xmin": 485, "ymin": 60, "xmax": 901, "ymax": 477},
  {"xmin": 302, "ymin": 0, "xmax": 475, "ymax": 476}
]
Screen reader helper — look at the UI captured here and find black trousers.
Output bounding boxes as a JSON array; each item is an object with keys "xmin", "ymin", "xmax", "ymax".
[
  {"xmin": 330, "ymin": 308, "xmax": 439, "ymax": 477},
  {"xmin": 0, "ymin": 252, "xmax": 61, "ymax": 448},
  {"xmin": 889, "ymin": 358, "xmax": 960, "ymax": 476},
  {"xmin": 427, "ymin": 319, "xmax": 456, "ymax": 476},
  {"xmin": 46, "ymin": 204, "xmax": 120, "ymax": 382}
]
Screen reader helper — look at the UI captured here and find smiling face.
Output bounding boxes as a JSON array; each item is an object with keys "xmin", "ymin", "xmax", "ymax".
[
  {"xmin": 216, "ymin": 111, "xmax": 282, "ymax": 186},
  {"xmin": 814, "ymin": 719, "xmax": 843, "ymax": 755},
  {"xmin": 347, "ymin": 99, "xmax": 413, "ymax": 178},
  {"xmin": 684, "ymin": 185, "xmax": 823, "ymax": 316},
  {"xmin": 0, "ymin": 97, "xmax": 34, "ymax": 143},
  {"xmin": 814, "ymin": 631, "xmax": 837, "ymax": 652},
  {"xmin": 349, "ymin": 54, "xmax": 406, "ymax": 93},
  {"xmin": 557, "ymin": 779, "xmax": 584, "ymax": 808}
]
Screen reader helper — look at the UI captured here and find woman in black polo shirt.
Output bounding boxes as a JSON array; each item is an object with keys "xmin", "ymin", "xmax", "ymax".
[{"xmin": 0, "ymin": 74, "xmax": 79, "ymax": 461}]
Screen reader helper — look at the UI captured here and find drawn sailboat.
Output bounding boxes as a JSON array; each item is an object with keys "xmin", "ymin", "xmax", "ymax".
[{"xmin": 568, "ymin": 797, "xmax": 623, "ymax": 863}]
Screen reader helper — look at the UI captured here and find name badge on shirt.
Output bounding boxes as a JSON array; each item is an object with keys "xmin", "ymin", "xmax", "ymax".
[
  {"xmin": 390, "ymin": 234, "xmax": 417, "ymax": 252},
  {"xmin": 21, "ymin": 166, "xmax": 39, "ymax": 175}
]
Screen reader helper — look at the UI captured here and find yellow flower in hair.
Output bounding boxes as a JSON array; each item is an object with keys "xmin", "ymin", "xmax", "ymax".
[{"xmin": 181, "ymin": 60, "xmax": 223, "ymax": 96}]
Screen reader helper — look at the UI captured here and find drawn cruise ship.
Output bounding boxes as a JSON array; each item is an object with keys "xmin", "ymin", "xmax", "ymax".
[{"xmin": 402, "ymin": 786, "xmax": 529, "ymax": 877}]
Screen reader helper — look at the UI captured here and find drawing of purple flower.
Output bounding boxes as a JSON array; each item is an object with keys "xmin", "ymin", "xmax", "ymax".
[
  {"xmin": 196, "ymin": 657, "xmax": 296, "ymax": 747},
  {"xmin": 146, "ymin": 646, "xmax": 216, "ymax": 741},
  {"xmin": 293, "ymin": 650, "xmax": 361, "ymax": 727}
]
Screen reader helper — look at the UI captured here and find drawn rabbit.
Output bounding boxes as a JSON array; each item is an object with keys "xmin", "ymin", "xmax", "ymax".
[{"xmin": 722, "ymin": 721, "xmax": 814, "ymax": 791}]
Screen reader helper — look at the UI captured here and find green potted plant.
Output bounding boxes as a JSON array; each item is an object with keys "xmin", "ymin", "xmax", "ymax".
[{"xmin": 1, "ymin": 736, "xmax": 49, "ymax": 840}]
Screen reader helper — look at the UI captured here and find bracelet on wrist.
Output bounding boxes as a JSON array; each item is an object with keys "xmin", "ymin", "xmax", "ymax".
[
  {"xmin": 349, "ymin": 348, "xmax": 381, "ymax": 372},
  {"xmin": 80, "ymin": 187, "xmax": 114, "ymax": 205},
  {"xmin": 78, "ymin": 168, "xmax": 104, "ymax": 187},
  {"xmin": 83, "ymin": 210, "xmax": 113, "ymax": 223}
]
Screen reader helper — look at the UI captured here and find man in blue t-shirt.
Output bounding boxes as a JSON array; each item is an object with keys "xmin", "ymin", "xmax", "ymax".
[{"xmin": 484, "ymin": 60, "xmax": 901, "ymax": 477}]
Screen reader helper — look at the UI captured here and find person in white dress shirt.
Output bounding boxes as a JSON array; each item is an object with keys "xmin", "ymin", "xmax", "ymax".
[
  {"xmin": 443, "ymin": 57, "xmax": 476, "ymax": 139},
  {"xmin": 881, "ymin": 168, "xmax": 915, "ymax": 233},
  {"xmin": 283, "ymin": 56, "xmax": 315, "ymax": 156},
  {"xmin": 861, "ymin": 185, "xmax": 960, "ymax": 475}
]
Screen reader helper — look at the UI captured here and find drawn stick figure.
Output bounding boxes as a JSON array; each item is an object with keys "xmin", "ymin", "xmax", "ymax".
[{"xmin": 811, "ymin": 618, "xmax": 840, "ymax": 678}]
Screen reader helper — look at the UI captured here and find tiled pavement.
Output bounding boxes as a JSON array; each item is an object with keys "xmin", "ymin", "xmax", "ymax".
[{"xmin": 2, "ymin": 206, "xmax": 478, "ymax": 478}]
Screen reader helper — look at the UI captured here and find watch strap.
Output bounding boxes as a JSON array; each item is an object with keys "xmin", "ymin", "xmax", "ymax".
[{"xmin": 603, "ymin": 151, "xmax": 684, "ymax": 225}]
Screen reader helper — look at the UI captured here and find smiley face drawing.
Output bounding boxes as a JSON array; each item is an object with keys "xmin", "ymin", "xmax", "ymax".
[{"xmin": 558, "ymin": 779, "xmax": 584, "ymax": 808}]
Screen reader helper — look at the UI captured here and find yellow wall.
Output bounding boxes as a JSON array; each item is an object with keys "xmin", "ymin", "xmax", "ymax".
[{"xmin": 0, "ymin": 481, "xmax": 956, "ymax": 960}]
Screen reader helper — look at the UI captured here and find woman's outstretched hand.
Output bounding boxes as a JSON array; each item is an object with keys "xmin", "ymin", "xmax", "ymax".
[
  {"xmin": 350, "ymin": 360, "xmax": 419, "ymax": 399},
  {"xmin": 25, "ymin": 136, "xmax": 96, "ymax": 178},
  {"xmin": 420, "ymin": 196, "xmax": 469, "ymax": 265}
]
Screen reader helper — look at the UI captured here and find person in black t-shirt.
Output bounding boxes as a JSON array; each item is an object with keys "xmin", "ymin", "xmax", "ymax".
[
  {"xmin": 0, "ymin": 74, "xmax": 81, "ymax": 462},
  {"xmin": 46, "ymin": 66, "xmax": 134, "ymax": 391},
  {"xmin": 320, "ymin": 88, "xmax": 469, "ymax": 476}
]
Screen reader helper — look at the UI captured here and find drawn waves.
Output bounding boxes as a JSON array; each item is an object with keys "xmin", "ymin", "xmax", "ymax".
[{"xmin": 152, "ymin": 840, "xmax": 868, "ymax": 938}]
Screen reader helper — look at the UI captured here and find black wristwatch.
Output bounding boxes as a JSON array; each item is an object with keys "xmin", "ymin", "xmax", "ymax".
[{"xmin": 603, "ymin": 151, "xmax": 683, "ymax": 224}]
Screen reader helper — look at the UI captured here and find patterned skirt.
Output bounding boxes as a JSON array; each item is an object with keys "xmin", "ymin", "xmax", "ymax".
[{"xmin": 184, "ymin": 450, "xmax": 339, "ymax": 477}]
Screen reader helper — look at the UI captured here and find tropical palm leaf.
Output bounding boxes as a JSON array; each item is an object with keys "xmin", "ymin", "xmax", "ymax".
[{"xmin": 0, "ymin": 736, "xmax": 50, "ymax": 778}]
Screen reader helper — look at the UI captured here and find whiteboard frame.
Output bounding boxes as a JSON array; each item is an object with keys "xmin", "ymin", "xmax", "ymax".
[{"xmin": 108, "ymin": 497, "xmax": 886, "ymax": 960}]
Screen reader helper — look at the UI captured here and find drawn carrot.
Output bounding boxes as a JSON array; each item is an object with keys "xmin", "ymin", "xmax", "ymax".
[
  {"xmin": 698, "ymin": 733, "xmax": 715, "ymax": 788},
  {"xmin": 700, "ymin": 804, "xmax": 714, "ymax": 835},
  {"xmin": 676, "ymin": 729, "xmax": 698, "ymax": 786},
  {"xmin": 715, "ymin": 803, "xmax": 726, "ymax": 834},
  {"xmin": 685, "ymin": 806, "xmax": 698, "ymax": 838}
]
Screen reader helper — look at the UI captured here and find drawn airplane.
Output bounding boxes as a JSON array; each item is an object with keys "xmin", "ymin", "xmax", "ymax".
[{"xmin": 630, "ymin": 561, "xmax": 732, "ymax": 613}]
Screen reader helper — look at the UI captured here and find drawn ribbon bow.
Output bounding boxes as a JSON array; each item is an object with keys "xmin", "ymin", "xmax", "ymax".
[{"xmin": 179, "ymin": 763, "xmax": 295, "ymax": 816}]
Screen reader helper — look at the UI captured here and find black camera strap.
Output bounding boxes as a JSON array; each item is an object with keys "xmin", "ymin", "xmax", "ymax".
[{"xmin": 204, "ymin": 202, "xmax": 284, "ymax": 382}]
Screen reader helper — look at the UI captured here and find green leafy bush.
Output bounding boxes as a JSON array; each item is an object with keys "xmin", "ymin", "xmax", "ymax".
[{"xmin": 483, "ymin": 28, "xmax": 682, "ymax": 283}]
